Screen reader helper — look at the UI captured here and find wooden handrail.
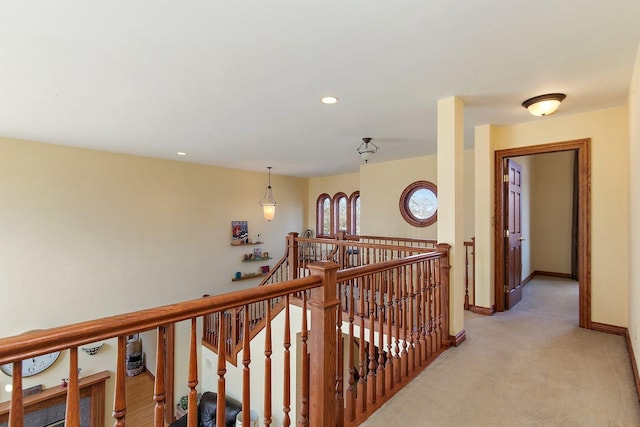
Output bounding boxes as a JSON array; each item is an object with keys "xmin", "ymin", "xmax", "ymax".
[
  {"xmin": 0, "ymin": 276, "xmax": 321, "ymax": 365},
  {"xmin": 342, "ymin": 233, "xmax": 438, "ymax": 247},
  {"xmin": 296, "ymin": 238, "xmax": 436, "ymax": 254},
  {"xmin": 257, "ymin": 233, "xmax": 292, "ymax": 287},
  {"xmin": 258, "ymin": 232, "xmax": 437, "ymax": 288},
  {"xmin": 1, "ymin": 234, "xmax": 452, "ymax": 427},
  {"xmin": 336, "ymin": 251, "xmax": 445, "ymax": 282},
  {"xmin": 198, "ymin": 240, "xmax": 452, "ymax": 424},
  {"xmin": 210, "ymin": 233, "xmax": 439, "ymax": 364}
]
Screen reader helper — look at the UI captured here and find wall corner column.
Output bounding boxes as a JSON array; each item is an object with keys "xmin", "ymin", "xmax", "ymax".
[
  {"xmin": 437, "ymin": 96, "xmax": 465, "ymax": 338},
  {"xmin": 474, "ymin": 124, "xmax": 495, "ymax": 310}
]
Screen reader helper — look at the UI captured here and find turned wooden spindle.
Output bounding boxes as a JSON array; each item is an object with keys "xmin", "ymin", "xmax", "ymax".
[
  {"xmin": 264, "ymin": 300, "xmax": 273, "ymax": 426},
  {"xmin": 65, "ymin": 347, "xmax": 80, "ymax": 426},
  {"xmin": 153, "ymin": 326, "xmax": 166, "ymax": 427},
  {"xmin": 113, "ymin": 336, "xmax": 127, "ymax": 427}
]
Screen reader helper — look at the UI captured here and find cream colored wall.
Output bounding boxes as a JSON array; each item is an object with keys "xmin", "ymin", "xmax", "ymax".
[
  {"xmin": 360, "ymin": 156, "xmax": 438, "ymax": 238},
  {"xmin": 628, "ymin": 43, "xmax": 640, "ymax": 376},
  {"xmin": 462, "ymin": 150, "xmax": 475, "ymax": 240},
  {"xmin": 437, "ymin": 96, "xmax": 466, "ymax": 338},
  {"xmin": 530, "ymin": 151, "xmax": 574, "ymax": 275},
  {"xmin": 0, "ymin": 138, "xmax": 307, "ymax": 415},
  {"xmin": 474, "ymin": 125, "xmax": 495, "ymax": 308},
  {"xmin": 352, "ymin": 151, "xmax": 475, "ymax": 240},
  {"xmin": 488, "ymin": 106, "xmax": 630, "ymax": 326},
  {"xmin": 514, "ymin": 152, "xmax": 574, "ymax": 280}
]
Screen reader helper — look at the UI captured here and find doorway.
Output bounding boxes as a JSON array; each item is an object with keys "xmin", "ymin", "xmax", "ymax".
[{"xmin": 494, "ymin": 139, "xmax": 591, "ymax": 328}]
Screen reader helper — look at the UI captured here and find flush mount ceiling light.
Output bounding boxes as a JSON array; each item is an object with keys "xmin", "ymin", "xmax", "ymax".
[
  {"xmin": 260, "ymin": 166, "xmax": 277, "ymax": 221},
  {"xmin": 357, "ymin": 137, "xmax": 378, "ymax": 163},
  {"xmin": 522, "ymin": 93, "xmax": 566, "ymax": 116},
  {"xmin": 321, "ymin": 96, "xmax": 338, "ymax": 104}
]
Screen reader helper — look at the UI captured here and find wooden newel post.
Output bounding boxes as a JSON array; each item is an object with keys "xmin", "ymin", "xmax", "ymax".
[
  {"xmin": 436, "ymin": 243, "xmax": 451, "ymax": 346},
  {"xmin": 471, "ymin": 237, "xmax": 476, "ymax": 307},
  {"xmin": 287, "ymin": 232, "xmax": 300, "ymax": 279},
  {"xmin": 307, "ymin": 261, "xmax": 340, "ymax": 427}
]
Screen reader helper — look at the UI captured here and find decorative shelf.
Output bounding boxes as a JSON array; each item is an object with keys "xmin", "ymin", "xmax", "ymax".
[
  {"xmin": 242, "ymin": 257, "xmax": 272, "ymax": 262},
  {"xmin": 231, "ymin": 241, "xmax": 263, "ymax": 246},
  {"xmin": 232, "ymin": 273, "xmax": 268, "ymax": 282}
]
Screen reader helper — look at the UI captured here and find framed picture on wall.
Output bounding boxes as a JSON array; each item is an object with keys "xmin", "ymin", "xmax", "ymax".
[{"xmin": 231, "ymin": 221, "xmax": 249, "ymax": 244}]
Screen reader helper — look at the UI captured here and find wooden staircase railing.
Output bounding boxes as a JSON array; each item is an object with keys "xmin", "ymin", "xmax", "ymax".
[
  {"xmin": 0, "ymin": 274, "xmax": 324, "ymax": 426},
  {"xmin": 336, "ymin": 244, "xmax": 451, "ymax": 425},
  {"xmin": 204, "ymin": 232, "xmax": 439, "ymax": 364},
  {"xmin": 0, "ymin": 244, "xmax": 451, "ymax": 427},
  {"xmin": 261, "ymin": 232, "xmax": 438, "ymax": 285}
]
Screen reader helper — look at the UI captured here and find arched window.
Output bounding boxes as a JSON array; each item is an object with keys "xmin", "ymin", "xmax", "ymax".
[
  {"xmin": 316, "ymin": 194, "xmax": 331, "ymax": 236},
  {"xmin": 333, "ymin": 192, "xmax": 348, "ymax": 234},
  {"xmin": 315, "ymin": 191, "xmax": 361, "ymax": 236},
  {"xmin": 348, "ymin": 191, "xmax": 360, "ymax": 235}
]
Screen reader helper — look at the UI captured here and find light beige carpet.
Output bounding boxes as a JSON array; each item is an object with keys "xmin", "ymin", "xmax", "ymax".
[{"xmin": 362, "ymin": 277, "xmax": 640, "ymax": 426}]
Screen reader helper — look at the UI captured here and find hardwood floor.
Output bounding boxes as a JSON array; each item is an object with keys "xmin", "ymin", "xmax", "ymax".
[{"xmin": 125, "ymin": 372, "xmax": 155, "ymax": 427}]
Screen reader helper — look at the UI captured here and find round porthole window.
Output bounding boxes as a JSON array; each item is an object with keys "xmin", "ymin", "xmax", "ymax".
[{"xmin": 399, "ymin": 180, "xmax": 438, "ymax": 227}]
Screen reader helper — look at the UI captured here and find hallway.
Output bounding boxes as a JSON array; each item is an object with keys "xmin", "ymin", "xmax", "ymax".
[{"xmin": 362, "ymin": 277, "xmax": 640, "ymax": 426}]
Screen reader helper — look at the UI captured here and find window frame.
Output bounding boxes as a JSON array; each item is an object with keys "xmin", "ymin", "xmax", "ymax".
[
  {"xmin": 315, "ymin": 191, "xmax": 360, "ymax": 237},
  {"xmin": 332, "ymin": 192, "xmax": 348, "ymax": 235},
  {"xmin": 348, "ymin": 191, "xmax": 360, "ymax": 235},
  {"xmin": 399, "ymin": 180, "xmax": 438, "ymax": 227},
  {"xmin": 316, "ymin": 193, "xmax": 332, "ymax": 237}
]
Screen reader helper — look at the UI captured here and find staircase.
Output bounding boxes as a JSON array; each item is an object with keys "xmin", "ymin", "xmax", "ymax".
[{"xmin": 201, "ymin": 232, "xmax": 451, "ymax": 425}]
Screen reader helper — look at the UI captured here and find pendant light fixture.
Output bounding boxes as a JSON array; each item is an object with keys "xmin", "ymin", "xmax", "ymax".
[
  {"xmin": 357, "ymin": 137, "xmax": 378, "ymax": 163},
  {"xmin": 260, "ymin": 166, "xmax": 277, "ymax": 221},
  {"xmin": 522, "ymin": 93, "xmax": 566, "ymax": 116}
]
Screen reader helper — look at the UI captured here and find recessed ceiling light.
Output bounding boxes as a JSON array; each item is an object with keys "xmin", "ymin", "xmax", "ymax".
[
  {"xmin": 177, "ymin": 152, "xmax": 187, "ymax": 156},
  {"xmin": 321, "ymin": 96, "xmax": 338, "ymax": 104}
]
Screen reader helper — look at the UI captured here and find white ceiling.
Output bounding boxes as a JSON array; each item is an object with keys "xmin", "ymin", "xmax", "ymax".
[{"xmin": 1, "ymin": 1, "xmax": 639, "ymax": 178}]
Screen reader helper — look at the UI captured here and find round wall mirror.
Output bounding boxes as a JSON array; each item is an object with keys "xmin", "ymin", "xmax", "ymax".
[{"xmin": 399, "ymin": 180, "xmax": 438, "ymax": 227}]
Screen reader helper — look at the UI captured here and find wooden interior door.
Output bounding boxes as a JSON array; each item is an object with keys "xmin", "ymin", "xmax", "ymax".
[
  {"xmin": 505, "ymin": 158, "xmax": 523, "ymax": 309},
  {"xmin": 494, "ymin": 139, "xmax": 590, "ymax": 324}
]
